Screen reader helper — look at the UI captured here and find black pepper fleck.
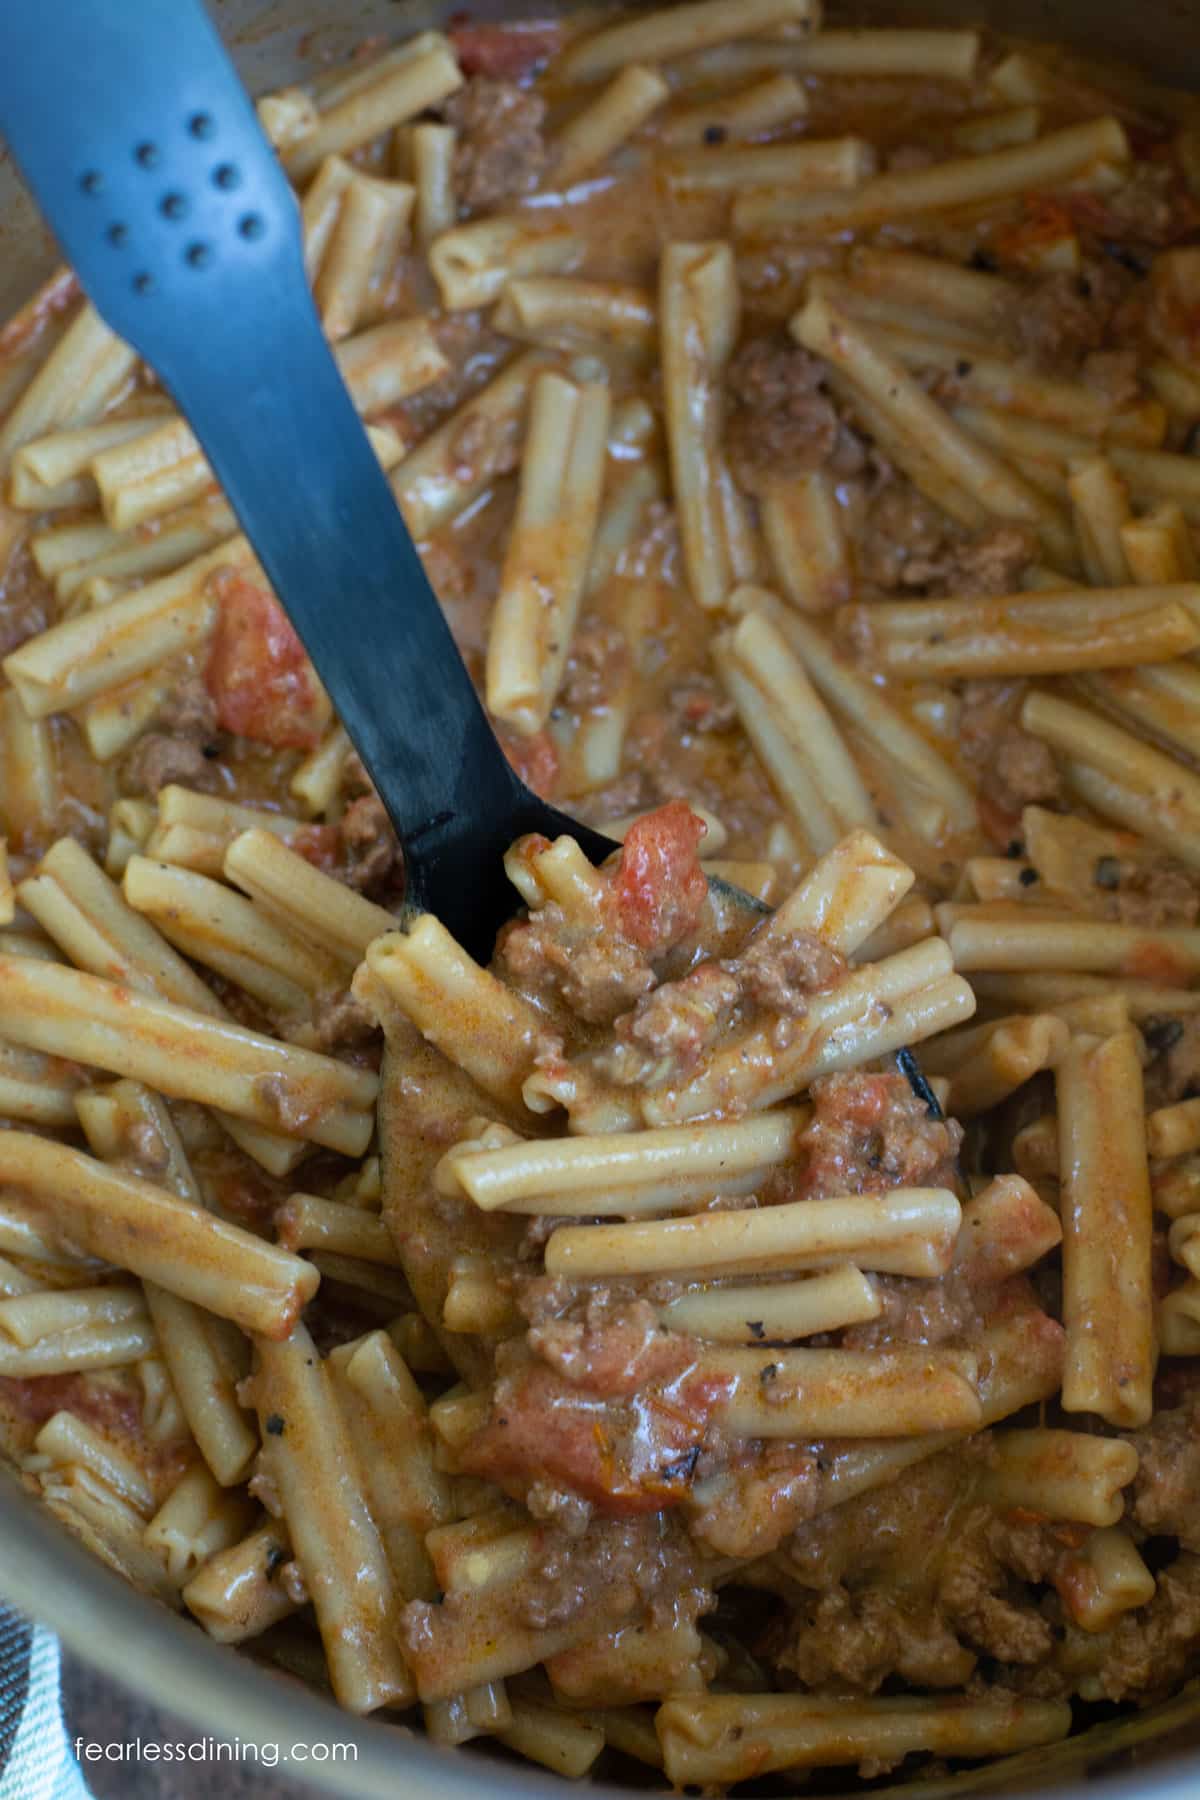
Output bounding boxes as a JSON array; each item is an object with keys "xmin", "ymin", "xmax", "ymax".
[
  {"xmin": 1018, "ymin": 866, "xmax": 1039, "ymax": 886},
  {"xmin": 703, "ymin": 123, "xmax": 727, "ymax": 145},
  {"xmin": 265, "ymin": 1413, "xmax": 285, "ymax": 1436},
  {"xmin": 1144, "ymin": 1017, "xmax": 1184, "ymax": 1055},
  {"xmin": 1102, "ymin": 240, "xmax": 1150, "ymax": 277},
  {"xmin": 1094, "ymin": 855, "xmax": 1122, "ymax": 890},
  {"xmin": 747, "ymin": 1320, "xmax": 765, "ymax": 1340}
]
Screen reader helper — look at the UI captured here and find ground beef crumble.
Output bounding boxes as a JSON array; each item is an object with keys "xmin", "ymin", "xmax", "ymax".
[
  {"xmin": 958, "ymin": 679, "xmax": 1064, "ymax": 840},
  {"xmin": 1097, "ymin": 858, "xmax": 1200, "ymax": 930},
  {"xmin": 1083, "ymin": 347, "xmax": 1144, "ymax": 407},
  {"xmin": 937, "ymin": 1505, "xmax": 1065, "ymax": 1666},
  {"xmin": 1014, "ymin": 261, "xmax": 1131, "ymax": 367},
  {"xmin": 857, "ymin": 486, "xmax": 1035, "ymax": 596},
  {"xmin": 1129, "ymin": 1393, "xmax": 1200, "ymax": 1549},
  {"xmin": 499, "ymin": 902, "xmax": 659, "ymax": 1025},
  {"xmin": 561, "ymin": 618, "xmax": 629, "ymax": 712},
  {"xmin": 666, "ymin": 671, "xmax": 737, "ymax": 736},
  {"xmin": 1142, "ymin": 1014, "xmax": 1200, "ymax": 1105},
  {"xmin": 444, "ymin": 78, "xmax": 548, "ymax": 211},
  {"xmin": 336, "ymin": 752, "xmax": 403, "ymax": 898},
  {"xmin": 725, "ymin": 336, "xmax": 843, "ymax": 493},
  {"xmin": 731, "ymin": 929, "xmax": 847, "ymax": 1017},
  {"xmin": 905, "ymin": 524, "xmax": 1037, "ymax": 598},
  {"xmin": 524, "ymin": 1513, "xmax": 713, "ymax": 1633},
  {"xmin": 606, "ymin": 963, "xmax": 742, "ymax": 1083},
  {"xmin": 596, "ymin": 922, "xmax": 851, "ymax": 1091},
  {"xmin": 121, "ymin": 674, "xmax": 222, "ymax": 797},
  {"xmin": 856, "ymin": 483, "xmax": 952, "ymax": 591},
  {"xmin": 393, "ymin": 314, "xmax": 512, "ymax": 442},
  {"xmin": 0, "ymin": 543, "xmax": 52, "ymax": 658},
  {"xmin": 294, "ymin": 987, "xmax": 379, "ymax": 1055},
  {"xmin": 777, "ymin": 1583, "xmax": 976, "ymax": 1692},
  {"xmin": 398, "ymin": 1511, "xmax": 713, "ymax": 1702},
  {"xmin": 1073, "ymin": 162, "xmax": 1200, "ymax": 252},
  {"xmin": 776, "ymin": 1420, "xmax": 1200, "ymax": 1708},
  {"xmin": 796, "ymin": 1071, "xmax": 963, "ymax": 1202},
  {"xmin": 841, "ymin": 1269, "xmax": 980, "ymax": 1351},
  {"xmin": 528, "ymin": 1294, "xmax": 689, "ymax": 1397}
]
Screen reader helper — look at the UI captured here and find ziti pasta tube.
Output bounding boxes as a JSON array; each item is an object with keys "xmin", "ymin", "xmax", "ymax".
[
  {"xmin": 0, "ymin": 1133, "xmax": 317, "ymax": 1339},
  {"xmin": 248, "ymin": 1321, "xmax": 413, "ymax": 1712},
  {"xmin": 1056, "ymin": 1031, "xmax": 1156, "ymax": 1427}
]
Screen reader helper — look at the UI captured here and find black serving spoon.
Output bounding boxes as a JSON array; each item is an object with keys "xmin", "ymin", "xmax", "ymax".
[{"xmin": 0, "ymin": 0, "xmax": 942, "ymax": 1119}]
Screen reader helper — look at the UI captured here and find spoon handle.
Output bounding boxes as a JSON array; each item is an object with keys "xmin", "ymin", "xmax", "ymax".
[{"xmin": 0, "ymin": 0, "xmax": 530, "ymax": 922}]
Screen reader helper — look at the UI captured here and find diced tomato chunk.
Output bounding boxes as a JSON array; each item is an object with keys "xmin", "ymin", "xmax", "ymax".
[
  {"xmin": 613, "ymin": 800, "xmax": 708, "ymax": 953},
  {"xmin": 1126, "ymin": 941, "xmax": 1195, "ymax": 985},
  {"xmin": 204, "ymin": 570, "xmax": 327, "ymax": 750},
  {"xmin": 448, "ymin": 16, "xmax": 562, "ymax": 81},
  {"xmin": 992, "ymin": 197, "xmax": 1077, "ymax": 270},
  {"xmin": 459, "ymin": 1359, "xmax": 734, "ymax": 1517},
  {"xmin": 0, "ymin": 1372, "xmax": 141, "ymax": 1435}
]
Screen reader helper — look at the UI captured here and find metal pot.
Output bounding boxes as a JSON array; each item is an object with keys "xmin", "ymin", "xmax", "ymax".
[{"xmin": 1, "ymin": 2, "xmax": 1199, "ymax": 1793}]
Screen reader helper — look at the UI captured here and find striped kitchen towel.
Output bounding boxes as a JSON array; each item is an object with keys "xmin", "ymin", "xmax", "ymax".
[{"xmin": 0, "ymin": 1611, "xmax": 88, "ymax": 1800}]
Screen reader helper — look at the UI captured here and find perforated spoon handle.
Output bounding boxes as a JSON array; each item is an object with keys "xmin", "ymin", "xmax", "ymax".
[{"xmin": 0, "ymin": 0, "xmax": 615, "ymax": 955}]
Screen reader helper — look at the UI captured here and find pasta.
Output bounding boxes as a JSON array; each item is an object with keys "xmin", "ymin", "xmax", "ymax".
[
  {"xmin": 248, "ymin": 1320, "xmax": 413, "ymax": 1711},
  {"xmin": 656, "ymin": 1694, "xmax": 1072, "ymax": 1785},
  {"xmin": 485, "ymin": 372, "xmax": 610, "ymax": 735},
  {"xmin": 1057, "ymin": 1032, "xmax": 1156, "ymax": 1427},
  {"xmin": 1, "ymin": 9, "xmax": 1199, "ymax": 1788},
  {"xmin": 734, "ymin": 116, "xmax": 1129, "ymax": 234},
  {"xmin": 552, "ymin": 64, "xmax": 670, "ymax": 187}
]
